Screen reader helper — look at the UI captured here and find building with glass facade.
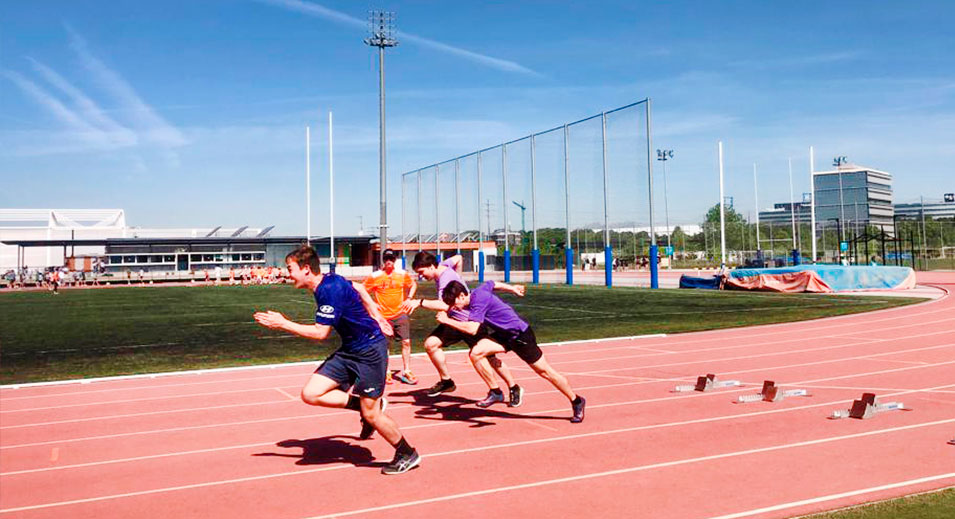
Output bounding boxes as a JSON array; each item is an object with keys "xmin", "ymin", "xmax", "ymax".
[{"xmin": 812, "ymin": 164, "xmax": 893, "ymax": 231}]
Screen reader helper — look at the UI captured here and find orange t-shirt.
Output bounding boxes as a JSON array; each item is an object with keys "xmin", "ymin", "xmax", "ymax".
[{"xmin": 363, "ymin": 268, "xmax": 415, "ymax": 320}]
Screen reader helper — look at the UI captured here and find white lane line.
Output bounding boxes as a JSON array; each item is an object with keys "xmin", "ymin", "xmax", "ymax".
[
  {"xmin": 2, "ymin": 416, "xmax": 952, "ymax": 515},
  {"xmin": 858, "ymin": 358, "xmax": 930, "ymax": 366},
  {"xmin": 0, "ymin": 350, "xmax": 955, "ymax": 450},
  {"xmin": 6, "ymin": 337, "xmax": 947, "ymax": 427},
  {"xmin": 706, "ymin": 473, "xmax": 955, "ymax": 519},
  {"xmin": 0, "ymin": 386, "xmax": 301, "ymax": 414},
  {"xmin": 274, "ymin": 388, "xmax": 299, "ymax": 401},
  {"xmin": 0, "ymin": 399, "xmax": 294, "ymax": 430},
  {"xmin": 3, "ymin": 377, "xmax": 952, "ymax": 476},
  {"xmin": 301, "ymin": 421, "xmax": 955, "ymax": 519}
]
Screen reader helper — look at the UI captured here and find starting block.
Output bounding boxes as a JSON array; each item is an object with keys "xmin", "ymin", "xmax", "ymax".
[
  {"xmin": 829, "ymin": 393, "xmax": 907, "ymax": 419},
  {"xmin": 736, "ymin": 380, "xmax": 811, "ymax": 403},
  {"xmin": 673, "ymin": 373, "xmax": 741, "ymax": 392}
]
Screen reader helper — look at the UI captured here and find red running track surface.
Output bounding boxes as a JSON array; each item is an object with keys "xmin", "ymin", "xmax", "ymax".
[{"xmin": 1, "ymin": 273, "xmax": 954, "ymax": 518}]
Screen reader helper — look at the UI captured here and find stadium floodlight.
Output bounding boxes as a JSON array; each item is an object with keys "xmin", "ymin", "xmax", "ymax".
[
  {"xmin": 365, "ymin": 11, "xmax": 398, "ymax": 264},
  {"xmin": 656, "ymin": 149, "xmax": 674, "ymax": 257},
  {"xmin": 832, "ymin": 155, "xmax": 847, "ymax": 241}
]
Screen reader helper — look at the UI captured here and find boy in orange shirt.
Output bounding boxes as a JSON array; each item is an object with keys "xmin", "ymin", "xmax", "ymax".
[{"xmin": 364, "ymin": 249, "xmax": 418, "ymax": 384}]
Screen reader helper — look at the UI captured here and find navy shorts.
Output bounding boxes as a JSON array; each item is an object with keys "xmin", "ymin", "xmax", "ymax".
[{"xmin": 315, "ymin": 337, "xmax": 389, "ymax": 399}]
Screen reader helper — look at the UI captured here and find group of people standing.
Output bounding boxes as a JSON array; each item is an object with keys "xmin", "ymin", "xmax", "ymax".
[{"xmin": 253, "ymin": 245, "xmax": 585, "ymax": 476}]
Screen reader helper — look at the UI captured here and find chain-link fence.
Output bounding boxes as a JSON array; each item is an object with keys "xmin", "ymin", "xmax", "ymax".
[{"xmin": 400, "ymin": 100, "xmax": 656, "ymax": 286}]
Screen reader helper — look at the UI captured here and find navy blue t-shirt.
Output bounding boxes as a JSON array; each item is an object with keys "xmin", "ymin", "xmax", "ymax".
[{"xmin": 313, "ymin": 273, "xmax": 383, "ymax": 352}]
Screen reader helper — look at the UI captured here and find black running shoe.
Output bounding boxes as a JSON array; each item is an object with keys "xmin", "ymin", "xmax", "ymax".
[
  {"xmin": 507, "ymin": 385, "xmax": 524, "ymax": 408},
  {"xmin": 570, "ymin": 396, "xmax": 586, "ymax": 423},
  {"xmin": 426, "ymin": 378, "xmax": 456, "ymax": 397},
  {"xmin": 359, "ymin": 397, "xmax": 388, "ymax": 440},
  {"xmin": 381, "ymin": 449, "xmax": 421, "ymax": 475},
  {"xmin": 475, "ymin": 390, "xmax": 505, "ymax": 408}
]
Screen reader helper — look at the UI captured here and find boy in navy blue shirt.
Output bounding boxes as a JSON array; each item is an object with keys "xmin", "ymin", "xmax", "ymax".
[
  {"xmin": 254, "ymin": 245, "xmax": 420, "ymax": 474},
  {"xmin": 435, "ymin": 280, "xmax": 586, "ymax": 423}
]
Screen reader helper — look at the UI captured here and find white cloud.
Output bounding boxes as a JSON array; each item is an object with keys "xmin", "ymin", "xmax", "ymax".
[
  {"xmin": 65, "ymin": 25, "xmax": 187, "ymax": 148},
  {"xmin": 257, "ymin": 0, "xmax": 540, "ymax": 76}
]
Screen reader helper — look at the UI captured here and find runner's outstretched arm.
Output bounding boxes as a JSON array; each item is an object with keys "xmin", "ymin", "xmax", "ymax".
[{"xmin": 253, "ymin": 311, "xmax": 332, "ymax": 340}]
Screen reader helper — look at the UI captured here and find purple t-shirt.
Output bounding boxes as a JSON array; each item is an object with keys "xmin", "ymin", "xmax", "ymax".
[
  {"xmin": 467, "ymin": 281, "xmax": 529, "ymax": 335},
  {"xmin": 436, "ymin": 258, "xmax": 470, "ymax": 321}
]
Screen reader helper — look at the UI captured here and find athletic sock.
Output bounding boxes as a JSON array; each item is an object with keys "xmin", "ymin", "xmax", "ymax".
[
  {"xmin": 345, "ymin": 395, "xmax": 362, "ymax": 412},
  {"xmin": 572, "ymin": 396, "xmax": 582, "ymax": 406},
  {"xmin": 395, "ymin": 437, "xmax": 414, "ymax": 456}
]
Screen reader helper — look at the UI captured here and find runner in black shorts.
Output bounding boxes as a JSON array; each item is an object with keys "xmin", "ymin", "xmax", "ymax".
[
  {"xmin": 435, "ymin": 280, "xmax": 586, "ymax": 423},
  {"xmin": 254, "ymin": 244, "xmax": 420, "ymax": 474},
  {"xmin": 403, "ymin": 252, "xmax": 522, "ymax": 408}
]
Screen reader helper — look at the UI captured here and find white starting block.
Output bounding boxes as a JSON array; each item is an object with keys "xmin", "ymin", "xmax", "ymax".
[
  {"xmin": 673, "ymin": 373, "xmax": 741, "ymax": 393},
  {"xmin": 736, "ymin": 380, "xmax": 811, "ymax": 403},
  {"xmin": 829, "ymin": 393, "xmax": 907, "ymax": 420}
]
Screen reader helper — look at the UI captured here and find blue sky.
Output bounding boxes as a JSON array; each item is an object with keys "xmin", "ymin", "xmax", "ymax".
[{"xmin": 2, "ymin": 1, "xmax": 953, "ymax": 235}]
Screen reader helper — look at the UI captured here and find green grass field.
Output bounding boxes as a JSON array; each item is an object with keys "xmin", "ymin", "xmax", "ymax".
[
  {"xmin": 0, "ymin": 283, "xmax": 925, "ymax": 384},
  {"xmin": 804, "ymin": 488, "xmax": 954, "ymax": 519}
]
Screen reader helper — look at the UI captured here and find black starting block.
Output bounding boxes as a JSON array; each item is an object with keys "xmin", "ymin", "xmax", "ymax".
[
  {"xmin": 736, "ymin": 380, "xmax": 811, "ymax": 403},
  {"xmin": 830, "ymin": 392, "xmax": 907, "ymax": 419},
  {"xmin": 673, "ymin": 373, "xmax": 741, "ymax": 393}
]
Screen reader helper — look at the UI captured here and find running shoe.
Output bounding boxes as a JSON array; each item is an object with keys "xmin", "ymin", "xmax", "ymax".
[
  {"xmin": 385, "ymin": 371, "xmax": 395, "ymax": 385},
  {"xmin": 426, "ymin": 378, "xmax": 456, "ymax": 397},
  {"xmin": 393, "ymin": 370, "xmax": 418, "ymax": 385},
  {"xmin": 507, "ymin": 385, "xmax": 524, "ymax": 408},
  {"xmin": 570, "ymin": 396, "xmax": 586, "ymax": 423},
  {"xmin": 359, "ymin": 396, "xmax": 388, "ymax": 440},
  {"xmin": 381, "ymin": 448, "xmax": 421, "ymax": 475},
  {"xmin": 475, "ymin": 390, "xmax": 505, "ymax": 408}
]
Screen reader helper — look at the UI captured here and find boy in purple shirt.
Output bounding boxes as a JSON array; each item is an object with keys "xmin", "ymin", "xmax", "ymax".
[
  {"xmin": 403, "ymin": 252, "xmax": 521, "ymax": 408},
  {"xmin": 436, "ymin": 280, "xmax": 586, "ymax": 423}
]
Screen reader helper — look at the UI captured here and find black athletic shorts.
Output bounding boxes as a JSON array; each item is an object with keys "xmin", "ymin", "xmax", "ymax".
[
  {"xmin": 488, "ymin": 326, "xmax": 543, "ymax": 365},
  {"xmin": 428, "ymin": 322, "xmax": 488, "ymax": 348},
  {"xmin": 315, "ymin": 337, "xmax": 389, "ymax": 399}
]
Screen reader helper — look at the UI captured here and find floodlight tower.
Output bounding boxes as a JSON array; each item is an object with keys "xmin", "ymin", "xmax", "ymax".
[
  {"xmin": 365, "ymin": 11, "xmax": 398, "ymax": 265},
  {"xmin": 656, "ymin": 149, "xmax": 674, "ymax": 251},
  {"xmin": 833, "ymin": 155, "xmax": 848, "ymax": 243}
]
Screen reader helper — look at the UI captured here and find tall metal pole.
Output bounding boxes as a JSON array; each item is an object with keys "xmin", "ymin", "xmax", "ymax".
[
  {"xmin": 455, "ymin": 159, "xmax": 461, "ymax": 254},
  {"xmin": 753, "ymin": 162, "xmax": 760, "ymax": 255},
  {"xmin": 365, "ymin": 11, "xmax": 398, "ymax": 265},
  {"xmin": 921, "ymin": 195, "xmax": 928, "ymax": 269},
  {"xmin": 306, "ymin": 126, "xmax": 311, "ymax": 246},
  {"xmin": 646, "ymin": 99, "xmax": 658, "ymax": 288},
  {"xmin": 377, "ymin": 47, "xmax": 387, "ymax": 263},
  {"xmin": 718, "ymin": 141, "xmax": 726, "ymax": 266},
  {"xmin": 329, "ymin": 112, "xmax": 335, "ymax": 268},
  {"xmin": 601, "ymin": 112, "xmax": 612, "ymax": 287},
  {"xmin": 564, "ymin": 124, "xmax": 573, "ymax": 285},
  {"xmin": 477, "ymin": 152, "xmax": 485, "ymax": 282},
  {"xmin": 530, "ymin": 135, "xmax": 540, "ymax": 284},
  {"xmin": 810, "ymin": 147, "xmax": 817, "ymax": 262},
  {"xmin": 502, "ymin": 144, "xmax": 510, "ymax": 282},
  {"xmin": 788, "ymin": 157, "xmax": 796, "ymax": 248}
]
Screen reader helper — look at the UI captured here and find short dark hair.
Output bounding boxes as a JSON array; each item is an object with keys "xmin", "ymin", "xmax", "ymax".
[
  {"xmin": 286, "ymin": 244, "xmax": 321, "ymax": 273},
  {"xmin": 442, "ymin": 280, "xmax": 468, "ymax": 307},
  {"xmin": 412, "ymin": 251, "xmax": 438, "ymax": 271}
]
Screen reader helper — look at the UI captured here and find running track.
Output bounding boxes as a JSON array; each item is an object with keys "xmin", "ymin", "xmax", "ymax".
[{"xmin": 1, "ymin": 272, "xmax": 953, "ymax": 518}]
